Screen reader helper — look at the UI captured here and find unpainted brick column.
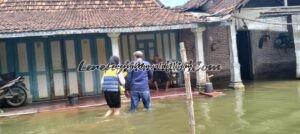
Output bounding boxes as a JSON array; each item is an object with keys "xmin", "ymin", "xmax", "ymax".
[
  {"xmin": 108, "ymin": 33, "xmax": 121, "ymax": 58},
  {"xmin": 228, "ymin": 20, "xmax": 244, "ymax": 89},
  {"xmin": 192, "ymin": 27, "xmax": 206, "ymax": 87}
]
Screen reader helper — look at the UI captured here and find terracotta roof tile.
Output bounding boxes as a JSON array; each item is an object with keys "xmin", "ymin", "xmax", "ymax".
[
  {"xmin": 207, "ymin": 0, "xmax": 248, "ymax": 15},
  {"xmin": 0, "ymin": 0, "xmax": 204, "ymax": 34},
  {"xmin": 181, "ymin": 0, "xmax": 208, "ymax": 10},
  {"xmin": 177, "ymin": 0, "xmax": 248, "ymax": 16}
]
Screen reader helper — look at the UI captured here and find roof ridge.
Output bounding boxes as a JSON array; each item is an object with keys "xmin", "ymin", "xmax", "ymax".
[{"xmin": 0, "ymin": 0, "xmax": 161, "ymax": 12}]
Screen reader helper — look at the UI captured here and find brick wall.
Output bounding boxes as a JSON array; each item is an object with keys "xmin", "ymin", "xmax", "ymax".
[
  {"xmin": 178, "ymin": 29, "xmax": 197, "ymax": 61},
  {"xmin": 179, "ymin": 29, "xmax": 197, "ymax": 85},
  {"xmin": 178, "ymin": 26, "xmax": 296, "ymax": 87},
  {"xmin": 203, "ymin": 26, "xmax": 231, "ymax": 87},
  {"xmin": 179, "ymin": 26, "xmax": 232, "ymax": 87},
  {"xmin": 250, "ymin": 31, "xmax": 296, "ymax": 79},
  {"xmin": 203, "ymin": 26, "xmax": 231, "ymax": 77}
]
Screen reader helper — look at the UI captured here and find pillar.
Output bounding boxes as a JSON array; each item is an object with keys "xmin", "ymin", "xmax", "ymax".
[
  {"xmin": 292, "ymin": 15, "xmax": 300, "ymax": 78},
  {"xmin": 284, "ymin": 0, "xmax": 288, "ymax": 6},
  {"xmin": 192, "ymin": 27, "xmax": 206, "ymax": 88},
  {"xmin": 107, "ymin": 33, "xmax": 121, "ymax": 58},
  {"xmin": 228, "ymin": 20, "xmax": 245, "ymax": 89}
]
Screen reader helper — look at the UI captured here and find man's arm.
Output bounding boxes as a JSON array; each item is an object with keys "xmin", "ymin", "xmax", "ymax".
[
  {"xmin": 145, "ymin": 61, "xmax": 153, "ymax": 80},
  {"xmin": 118, "ymin": 73, "xmax": 126, "ymax": 86},
  {"xmin": 148, "ymin": 70, "xmax": 153, "ymax": 80},
  {"xmin": 126, "ymin": 71, "xmax": 132, "ymax": 89}
]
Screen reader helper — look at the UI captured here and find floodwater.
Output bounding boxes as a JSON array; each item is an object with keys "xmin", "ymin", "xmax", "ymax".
[{"xmin": 1, "ymin": 80, "xmax": 300, "ymax": 134}]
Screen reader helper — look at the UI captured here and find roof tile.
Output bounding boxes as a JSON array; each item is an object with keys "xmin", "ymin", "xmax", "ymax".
[{"xmin": 0, "ymin": 0, "xmax": 204, "ymax": 34}]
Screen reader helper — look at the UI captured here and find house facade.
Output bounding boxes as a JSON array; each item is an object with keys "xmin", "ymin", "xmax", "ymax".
[
  {"xmin": 235, "ymin": 0, "xmax": 300, "ymax": 80},
  {"xmin": 1, "ymin": 0, "xmax": 266, "ymax": 102},
  {"xmin": 180, "ymin": 0, "xmax": 300, "ymax": 82},
  {"xmin": 0, "ymin": 0, "xmax": 216, "ymax": 102}
]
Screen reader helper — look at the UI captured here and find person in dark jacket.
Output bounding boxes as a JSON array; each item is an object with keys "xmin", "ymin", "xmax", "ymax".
[{"xmin": 127, "ymin": 51, "xmax": 153, "ymax": 112}]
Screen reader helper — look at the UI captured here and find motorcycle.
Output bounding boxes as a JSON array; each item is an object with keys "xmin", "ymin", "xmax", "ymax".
[{"xmin": 0, "ymin": 73, "xmax": 32, "ymax": 107}]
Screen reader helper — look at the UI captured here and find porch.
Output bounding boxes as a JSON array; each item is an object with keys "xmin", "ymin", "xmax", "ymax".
[
  {"xmin": 0, "ymin": 30, "xmax": 183, "ymax": 102},
  {"xmin": 0, "ymin": 0, "xmax": 246, "ymax": 103}
]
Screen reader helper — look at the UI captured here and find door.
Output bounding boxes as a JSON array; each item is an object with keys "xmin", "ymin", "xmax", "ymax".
[
  {"xmin": 48, "ymin": 36, "xmax": 109, "ymax": 98},
  {"xmin": 95, "ymin": 37, "xmax": 109, "ymax": 94},
  {"xmin": 136, "ymin": 40, "xmax": 156, "ymax": 61},
  {"xmin": 33, "ymin": 41, "xmax": 50, "ymax": 100},
  {"xmin": 79, "ymin": 38, "xmax": 95, "ymax": 95},
  {"xmin": 77, "ymin": 36, "xmax": 109, "ymax": 96},
  {"xmin": 49, "ymin": 40, "xmax": 67, "ymax": 99},
  {"xmin": 15, "ymin": 42, "xmax": 35, "ymax": 100},
  {"xmin": 64, "ymin": 39, "xmax": 80, "ymax": 96},
  {"xmin": 237, "ymin": 31, "xmax": 254, "ymax": 81}
]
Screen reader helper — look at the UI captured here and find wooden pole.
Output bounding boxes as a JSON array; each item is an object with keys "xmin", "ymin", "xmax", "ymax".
[{"xmin": 180, "ymin": 42, "xmax": 196, "ymax": 134}]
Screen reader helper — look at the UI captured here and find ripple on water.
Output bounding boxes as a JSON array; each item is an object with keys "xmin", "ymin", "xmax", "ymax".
[{"xmin": 1, "ymin": 81, "xmax": 300, "ymax": 134}]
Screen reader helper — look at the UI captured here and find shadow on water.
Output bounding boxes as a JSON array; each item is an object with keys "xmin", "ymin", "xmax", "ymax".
[{"xmin": 1, "ymin": 80, "xmax": 300, "ymax": 134}]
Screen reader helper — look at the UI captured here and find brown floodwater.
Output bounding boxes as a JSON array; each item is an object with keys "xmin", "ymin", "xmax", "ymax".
[{"xmin": 1, "ymin": 80, "xmax": 300, "ymax": 134}]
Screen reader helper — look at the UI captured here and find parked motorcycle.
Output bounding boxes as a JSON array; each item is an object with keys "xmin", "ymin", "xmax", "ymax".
[{"xmin": 0, "ymin": 73, "xmax": 32, "ymax": 107}]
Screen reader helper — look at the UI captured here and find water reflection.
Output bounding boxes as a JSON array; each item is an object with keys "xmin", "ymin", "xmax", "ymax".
[
  {"xmin": 234, "ymin": 90, "xmax": 249, "ymax": 130},
  {"xmin": 297, "ymin": 82, "xmax": 300, "ymax": 98},
  {"xmin": 198, "ymin": 99, "xmax": 213, "ymax": 132},
  {"xmin": 201, "ymin": 102, "xmax": 211, "ymax": 123},
  {"xmin": 3, "ymin": 81, "xmax": 300, "ymax": 134}
]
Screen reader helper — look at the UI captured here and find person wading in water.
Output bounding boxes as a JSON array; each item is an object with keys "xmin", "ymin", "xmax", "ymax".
[
  {"xmin": 102, "ymin": 56, "xmax": 125, "ymax": 117},
  {"xmin": 127, "ymin": 51, "xmax": 153, "ymax": 112}
]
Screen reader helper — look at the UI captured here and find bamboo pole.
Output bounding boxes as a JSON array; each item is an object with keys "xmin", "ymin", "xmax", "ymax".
[{"xmin": 180, "ymin": 42, "xmax": 196, "ymax": 134}]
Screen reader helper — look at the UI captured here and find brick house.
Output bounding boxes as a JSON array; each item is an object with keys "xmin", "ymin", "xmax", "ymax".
[
  {"xmin": 4, "ymin": 0, "xmax": 293, "ymax": 102},
  {"xmin": 178, "ymin": 0, "xmax": 247, "ymax": 88},
  {"xmin": 180, "ymin": 0, "xmax": 300, "ymax": 83},
  {"xmin": 235, "ymin": 0, "xmax": 300, "ymax": 80}
]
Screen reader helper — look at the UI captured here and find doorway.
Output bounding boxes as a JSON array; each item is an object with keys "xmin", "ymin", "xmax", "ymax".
[
  {"xmin": 237, "ymin": 31, "xmax": 254, "ymax": 81},
  {"xmin": 136, "ymin": 40, "xmax": 156, "ymax": 61}
]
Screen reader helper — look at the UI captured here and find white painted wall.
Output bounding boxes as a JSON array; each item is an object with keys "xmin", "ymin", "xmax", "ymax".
[{"xmin": 237, "ymin": 8, "xmax": 288, "ymax": 32}]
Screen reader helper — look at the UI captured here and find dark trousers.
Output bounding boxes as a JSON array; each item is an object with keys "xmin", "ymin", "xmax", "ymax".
[
  {"xmin": 104, "ymin": 91, "xmax": 121, "ymax": 108},
  {"xmin": 130, "ymin": 90, "xmax": 151, "ymax": 112}
]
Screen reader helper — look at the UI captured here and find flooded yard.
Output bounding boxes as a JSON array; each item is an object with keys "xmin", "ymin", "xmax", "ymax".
[{"xmin": 1, "ymin": 80, "xmax": 300, "ymax": 134}]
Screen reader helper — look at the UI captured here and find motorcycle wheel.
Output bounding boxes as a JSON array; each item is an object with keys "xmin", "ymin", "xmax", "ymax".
[{"xmin": 6, "ymin": 86, "xmax": 27, "ymax": 107}]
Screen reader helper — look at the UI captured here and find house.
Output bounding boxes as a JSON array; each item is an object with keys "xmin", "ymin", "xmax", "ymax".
[
  {"xmin": 1, "ymin": 0, "xmax": 267, "ymax": 102},
  {"xmin": 179, "ymin": 0, "xmax": 300, "ymax": 82},
  {"xmin": 234, "ymin": 0, "xmax": 300, "ymax": 80},
  {"xmin": 0, "ymin": 0, "xmax": 213, "ymax": 102},
  {"xmin": 178, "ymin": 0, "xmax": 247, "ymax": 88}
]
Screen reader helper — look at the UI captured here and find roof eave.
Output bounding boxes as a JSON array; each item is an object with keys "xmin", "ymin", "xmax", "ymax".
[{"xmin": 0, "ymin": 23, "xmax": 201, "ymax": 39}]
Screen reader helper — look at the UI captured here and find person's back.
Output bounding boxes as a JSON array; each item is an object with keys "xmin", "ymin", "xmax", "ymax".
[
  {"xmin": 102, "ymin": 56, "xmax": 125, "ymax": 117},
  {"xmin": 128, "ymin": 60, "xmax": 152, "ymax": 92},
  {"xmin": 128, "ymin": 51, "xmax": 153, "ymax": 112}
]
